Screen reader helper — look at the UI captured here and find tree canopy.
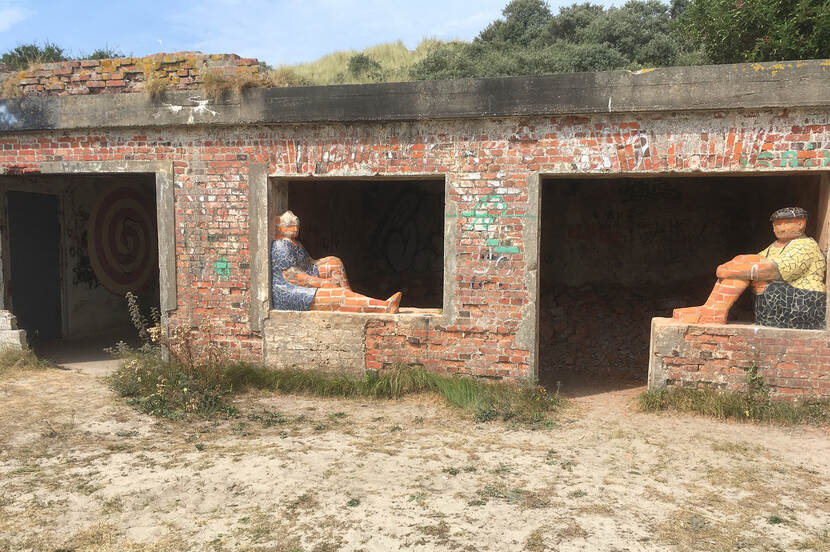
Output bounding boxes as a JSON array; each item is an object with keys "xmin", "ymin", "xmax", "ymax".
[
  {"xmin": 1, "ymin": 42, "xmax": 67, "ymax": 70},
  {"xmin": 410, "ymin": 0, "xmax": 827, "ymax": 79},
  {"xmin": 681, "ymin": 0, "xmax": 830, "ymax": 63}
]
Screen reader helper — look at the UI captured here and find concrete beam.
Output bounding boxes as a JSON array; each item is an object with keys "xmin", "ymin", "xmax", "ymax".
[{"xmin": 2, "ymin": 60, "xmax": 829, "ymax": 132}]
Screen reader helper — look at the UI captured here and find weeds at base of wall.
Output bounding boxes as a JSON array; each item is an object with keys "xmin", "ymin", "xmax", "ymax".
[
  {"xmin": 110, "ymin": 293, "xmax": 563, "ymax": 423},
  {"xmin": 638, "ymin": 387, "xmax": 830, "ymax": 425},
  {"xmin": 110, "ymin": 355, "xmax": 564, "ymax": 424},
  {"xmin": 0, "ymin": 346, "xmax": 49, "ymax": 379}
]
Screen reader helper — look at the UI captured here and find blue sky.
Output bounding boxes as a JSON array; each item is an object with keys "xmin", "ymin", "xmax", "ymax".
[{"xmin": 1, "ymin": 0, "xmax": 624, "ymax": 66}]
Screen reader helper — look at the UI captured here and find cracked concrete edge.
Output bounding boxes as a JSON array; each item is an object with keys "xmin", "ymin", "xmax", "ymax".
[
  {"xmin": 647, "ymin": 318, "xmax": 688, "ymax": 390},
  {"xmin": 36, "ymin": 160, "xmax": 176, "ymax": 314},
  {"xmin": 248, "ymin": 163, "xmax": 268, "ymax": 333},
  {"xmin": 517, "ymin": 173, "xmax": 541, "ymax": 382},
  {"xmin": 442, "ymin": 176, "xmax": 458, "ymax": 326}
]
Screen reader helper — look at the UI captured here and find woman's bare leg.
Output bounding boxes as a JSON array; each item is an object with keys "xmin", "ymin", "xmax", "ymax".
[
  {"xmin": 315, "ymin": 256, "xmax": 350, "ymax": 290},
  {"xmin": 310, "ymin": 288, "xmax": 401, "ymax": 313}
]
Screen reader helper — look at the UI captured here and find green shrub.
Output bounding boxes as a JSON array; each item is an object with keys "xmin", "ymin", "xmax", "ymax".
[{"xmin": 110, "ymin": 350, "xmax": 238, "ymax": 420}]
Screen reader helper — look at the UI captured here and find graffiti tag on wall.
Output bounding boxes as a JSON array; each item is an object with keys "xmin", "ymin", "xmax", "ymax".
[
  {"xmin": 449, "ymin": 190, "xmax": 536, "ymax": 281},
  {"xmin": 558, "ymin": 125, "xmax": 830, "ymax": 172}
]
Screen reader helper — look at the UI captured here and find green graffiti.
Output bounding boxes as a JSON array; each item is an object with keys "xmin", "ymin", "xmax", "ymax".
[
  {"xmin": 213, "ymin": 256, "xmax": 230, "ymax": 280},
  {"xmin": 780, "ymin": 150, "xmax": 798, "ymax": 168},
  {"xmin": 756, "ymin": 151, "xmax": 774, "ymax": 167},
  {"xmin": 824, "ymin": 151, "xmax": 830, "ymax": 167},
  {"xmin": 460, "ymin": 194, "xmax": 507, "ymax": 230}
]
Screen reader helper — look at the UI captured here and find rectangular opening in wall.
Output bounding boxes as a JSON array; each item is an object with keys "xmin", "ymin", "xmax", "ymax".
[
  {"xmin": 539, "ymin": 173, "xmax": 824, "ymax": 390},
  {"xmin": 271, "ymin": 178, "xmax": 445, "ymax": 312},
  {"xmin": 0, "ymin": 173, "xmax": 160, "ymax": 358}
]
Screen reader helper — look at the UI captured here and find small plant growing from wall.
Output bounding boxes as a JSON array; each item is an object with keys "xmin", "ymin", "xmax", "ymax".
[
  {"xmin": 143, "ymin": 75, "xmax": 168, "ymax": 99},
  {"xmin": 200, "ymin": 70, "xmax": 263, "ymax": 101},
  {"xmin": 744, "ymin": 360, "xmax": 768, "ymax": 396}
]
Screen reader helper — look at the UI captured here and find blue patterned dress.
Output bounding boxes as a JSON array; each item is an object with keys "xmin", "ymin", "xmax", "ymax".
[{"xmin": 270, "ymin": 239, "xmax": 319, "ymax": 310}]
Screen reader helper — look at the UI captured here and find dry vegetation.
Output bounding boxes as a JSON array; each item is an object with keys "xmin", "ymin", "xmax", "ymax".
[
  {"xmin": 266, "ymin": 40, "xmax": 442, "ymax": 87},
  {"xmin": 1, "ymin": 363, "xmax": 828, "ymax": 551}
]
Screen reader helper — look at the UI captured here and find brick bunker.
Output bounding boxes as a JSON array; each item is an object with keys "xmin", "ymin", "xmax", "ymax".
[{"xmin": 0, "ymin": 54, "xmax": 828, "ymax": 398}]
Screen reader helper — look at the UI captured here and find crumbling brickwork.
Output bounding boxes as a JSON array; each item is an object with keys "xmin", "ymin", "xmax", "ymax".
[{"xmin": 0, "ymin": 53, "xmax": 259, "ymax": 97}]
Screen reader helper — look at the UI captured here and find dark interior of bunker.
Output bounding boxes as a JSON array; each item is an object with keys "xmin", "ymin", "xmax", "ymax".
[
  {"xmin": 539, "ymin": 174, "xmax": 822, "ymax": 388},
  {"xmin": 0, "ymin": 174, "xmax": 160, "ymax": 357},
  {"xmin": 285, "ymin": 179, "xmax": 444, "ymax": 309}
]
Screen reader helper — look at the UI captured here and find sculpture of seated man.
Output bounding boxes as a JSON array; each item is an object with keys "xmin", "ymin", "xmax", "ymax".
[
  {"xmin": 270, "ymin": 210, "xmax": 402, "ymax": 313},
  {"xmin": 673, "ymin": 207, "xmax": 826, "ymax": 330}
]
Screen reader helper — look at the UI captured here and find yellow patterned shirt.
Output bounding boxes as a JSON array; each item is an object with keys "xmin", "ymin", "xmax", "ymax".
[{"xmin": 760, "ymin": 237, "xmax": 826, "ymax": 292}]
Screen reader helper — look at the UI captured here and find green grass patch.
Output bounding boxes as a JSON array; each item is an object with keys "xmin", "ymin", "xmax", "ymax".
[
  {"xmin": 639, "ymin": 387, "xmax": 830, "ymax": 425},
  {"xmin": 0, "ymin": 346, "xmax": 49, "ymax": 378},
  {"xmin": 110, "ymin": 351, "xmax": 563, "ymax": 423}
]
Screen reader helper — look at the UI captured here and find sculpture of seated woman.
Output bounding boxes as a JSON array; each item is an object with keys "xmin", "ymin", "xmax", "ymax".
[
  {"xmin": 270, "ymin": 210, "xmax": 402, "ymax": 313},
  {"xmin": 673, "ymin": 207, "xmax": 826, "ymax": 330}
]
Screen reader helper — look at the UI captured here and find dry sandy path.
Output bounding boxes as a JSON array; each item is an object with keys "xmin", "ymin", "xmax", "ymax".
[{"xmin": 0, "ymin": 368, "xmax": 828, "ymax": 551}]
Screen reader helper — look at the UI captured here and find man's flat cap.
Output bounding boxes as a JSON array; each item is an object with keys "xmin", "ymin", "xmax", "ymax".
[{"xmin": 770, "ymin": 207, "xmax": 808, "ymax": 221}]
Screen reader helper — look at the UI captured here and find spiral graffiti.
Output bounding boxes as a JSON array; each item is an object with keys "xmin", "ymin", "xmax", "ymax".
[{"xmin": 88, "ymin": 187, "xmax": 157, "ymax": 295}]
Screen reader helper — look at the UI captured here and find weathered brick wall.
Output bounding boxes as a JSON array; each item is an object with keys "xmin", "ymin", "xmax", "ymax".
[
  {"xmin": 0, "ymin": 53, "xmax": 259, "ymax": 97},
  {"xmin": 649, "ymin": 318, "xmax": 830, "ymax": 399},
  {"xmin": 1, "ymin": 104, "xmax": 829, "ymax": 380}
]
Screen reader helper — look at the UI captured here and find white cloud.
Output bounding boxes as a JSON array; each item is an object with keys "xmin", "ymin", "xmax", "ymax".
[{"xmin": 0, "ymin": 5, "xmax": 31, "ymax": 33}]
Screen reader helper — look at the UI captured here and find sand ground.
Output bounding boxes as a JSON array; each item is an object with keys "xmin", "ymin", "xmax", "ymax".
[{"xmin": 0, "ymin": 365, "xmax": 828, "ymax": 552}]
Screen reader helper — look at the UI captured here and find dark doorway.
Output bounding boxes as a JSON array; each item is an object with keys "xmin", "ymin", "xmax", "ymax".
[
  {"xmin": 539, "ymin": 174, "xmax": 822, "ymax": 395},
  {"xmin": 8, "ymin": 191, "xmax": 62, "ymax": 341},
  {"xmin": 284, "ymin": 179, "xmax": 445, "ymax": 309}
]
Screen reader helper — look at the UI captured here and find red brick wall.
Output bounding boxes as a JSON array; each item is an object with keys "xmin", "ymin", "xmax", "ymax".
[
  {"xmin": 650, "ymin": 318, "xmax": 830, "ymax": 399},
  {"xmin": 1, "ymin": 109, "xmax": 829, "ymax": 380}
]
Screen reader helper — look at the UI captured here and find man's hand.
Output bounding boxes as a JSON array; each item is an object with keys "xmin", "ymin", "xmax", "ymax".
[{"xmin": 716, "ymin": 256, "xmax": 780, "ymax": 281}]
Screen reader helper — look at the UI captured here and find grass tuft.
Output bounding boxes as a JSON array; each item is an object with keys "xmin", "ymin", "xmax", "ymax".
[
  {"xmin": 0, "ymin": 346, "xmax": 48, "ymax": 378},
  {"xmin": 143, "ymin": 75, "xmax": 167, "ymax": 99},
  {"xmin": 639, "ymin": 387, "xmax": 830, "ymax": 425},
  {"xmin": 200, "ymin": 71, "xmax": 263, "ymax": 101}
]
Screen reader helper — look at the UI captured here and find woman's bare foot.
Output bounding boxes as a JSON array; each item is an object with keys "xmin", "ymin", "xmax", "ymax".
[
  {"xmin": 386, "ymin": 292, "xmax": 402, "ymax": 314},
  {"xmin": 672, "ymin": 306, "xmax": 727, "ymax": 324}
]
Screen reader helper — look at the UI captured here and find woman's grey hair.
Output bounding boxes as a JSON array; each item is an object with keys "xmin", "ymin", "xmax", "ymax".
[{"xmin": 279, "ymin": 210, "xmax": 299, "ymax": 227}]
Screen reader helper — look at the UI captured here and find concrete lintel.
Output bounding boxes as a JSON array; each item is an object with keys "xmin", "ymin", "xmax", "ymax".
[
  {"xmin": 2, "ymin": 59, "xmax": 829, "ymax": 132},
  {"xmin": 34, "ymin": 160, "xmax": 176, "ymax": 315}
]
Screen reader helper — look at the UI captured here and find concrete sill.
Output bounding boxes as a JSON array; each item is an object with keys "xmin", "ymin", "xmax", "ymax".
[
  {"xmin": 267, "ymin": 308, "xmax": 443, "ymax": 321},
  {"xmin": 651, "ymin": 317, "xmax": 829, "ymax": 335}
]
